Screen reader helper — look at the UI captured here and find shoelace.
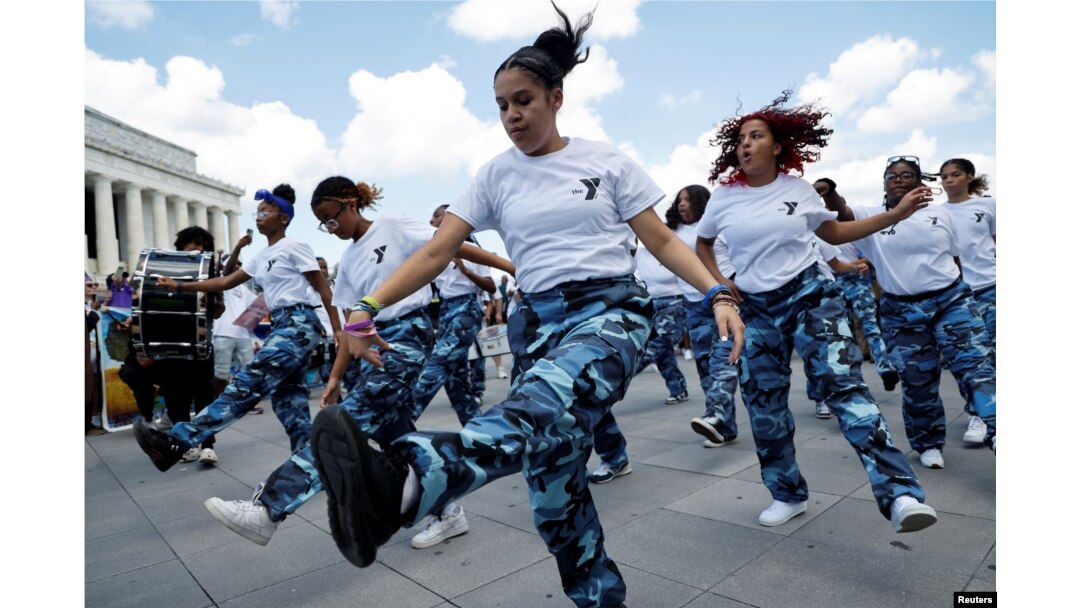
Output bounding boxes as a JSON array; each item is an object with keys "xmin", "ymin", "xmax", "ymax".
[{"xmin": 251, "ymin": 482, "xmax": 265, "ymax": 503}]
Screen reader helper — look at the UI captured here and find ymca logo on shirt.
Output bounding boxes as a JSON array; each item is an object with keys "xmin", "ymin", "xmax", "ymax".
[
  {"xmin": 372, "ymin": 245, "xmax": 387, "ymax": 264},
  {"xmin": 973, "ymin": 212, "xmax": 987, "ymax": 223},
  {"xmin": 572, "ymin": 177, "xmax": 601, "ymax": 200},
  {"xmin": 778, "ymin": 202, "xmax": 798, "ymax": 215},
  {"xmin": 266, "ymin": 259, "xmax": 277, "ymax": 272},
  {"xmin": 925, "ymin": 216, "xmax": 941, "ymax": 226}
]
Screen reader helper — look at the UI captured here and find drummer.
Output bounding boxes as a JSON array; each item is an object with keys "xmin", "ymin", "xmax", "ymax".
[{"xmin": 131, "ymin": 184, "xmax": 340, "ymax": 469}]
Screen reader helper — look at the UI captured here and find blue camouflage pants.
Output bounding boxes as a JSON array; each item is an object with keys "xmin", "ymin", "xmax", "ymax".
[
  {"xmin": 806, "ymin": 273, "xmax": 897, "ymax": 402},
  {"xmin": 413, "ymin": 294, "xmax": 484, "ymax": 425},
  {"xmin": 739, "ymin": 266, "xmax": 923, "ymax": 517},
  {"xmin": 879, "ymin": 280, "xmax": 996, "ymax": 452},
  {"xmin": 973, "ymin": 285, "xmax": 996, "ymax": 366},
  {"xmin": 634, "ymin": 294, "xmax": 688, "ymax": 398},
  {"xmin": 259, "ymin": 309, "xmax": 434, "ymax": 520},
  {"xmin": 391, "ymin": 276, "xmax": 652, "ymax": 608},
  {"xmin": 170, "ymin": 304, "xmax": 320, "ymax": 453},
  {"xmin": 685, "ymin": 296, "xmax": 740, "ymax": 440}
]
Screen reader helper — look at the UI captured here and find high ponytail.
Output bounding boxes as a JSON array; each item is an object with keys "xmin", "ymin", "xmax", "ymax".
[{"xmin": 494, "ymin": 2, "xmax": 594, "ymax": 91}]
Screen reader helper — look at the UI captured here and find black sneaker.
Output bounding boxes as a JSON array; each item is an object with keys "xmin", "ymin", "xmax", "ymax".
[
  {"xmin": 664, "ymin": 391, "xmax": 689, "ymax": 405},
  {"xmin": 882, "ymin": 370, "xmax": 900, "ymax": 392},
  {"xmin": 132, "ymin": 420, "xmax": 189, "ymax": 472},
  {"xmin": 690, "ymin": 415, "xmax": 725, "ymax": 444},
  {"xmin": 312, "ymin": 405, "xmax": 407, "ymax": 568}
]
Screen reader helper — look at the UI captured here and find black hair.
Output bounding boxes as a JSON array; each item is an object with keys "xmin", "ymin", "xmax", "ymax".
[
  {"xmin": 435, "ymin": 204, "xmax": 450, "ymax": 212},
  {"xmin": 311, "ymin": 177, "xmax": 383, "ymax": 211},
  {"xmin": 494, "ymin": 2, "xmax": 593, "ymax": 92},
  {"xmin": 272, "ymin": 183, "xmax": 296, "ymax": 204},
  {"xmin": 174, "ymin": 226, "xmax": 215, "ymax": 252},
  {"xmin": 665, "ymin": 185, "xmax": 710, "ymax": 228}
]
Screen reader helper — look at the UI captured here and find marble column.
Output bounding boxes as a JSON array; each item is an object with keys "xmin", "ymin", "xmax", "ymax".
[
  {"xmin": 124, "ymin": 184, "xmax": 146, "ymax": 267},
  {"xmin": 192, "ymin": 201, "xmax": 209, "ymax": 231},
  {"xmin": 93, "ymin": 175, "xmax": 120, "ymax": 277},
  {"xmin": 151, "ymin": 191, "xmax": 170, "ymax": 249},
  {"xmin": 227, "ymin": 211, "xmax": 240, "ymax": 250},
  {"xmin": 172, "ymin": 197, "xmax": 189, "ymax": 235}
]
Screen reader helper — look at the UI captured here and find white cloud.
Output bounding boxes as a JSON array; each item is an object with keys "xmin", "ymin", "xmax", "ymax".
[
  {"xmin": 228, "ymin": 33, "xmax": 262, "ymax": 47},
  {"xmin": 447, "ymin": 0, "xmax": 642, "ymax": 42},
  {"xmin": 261, "ymin": 0, "xmax": 299, "ymax": 30},
  {"xmin": 87, "ymin": 0, "xmax": 155, "ymax": 29},
  {"xmin": 798, "ymin": 35, "xmax": 920, "ymax": 115},
  {"xmin": 857, "ymin": 68, "xmax": 978, "ymax": 133},
  {"xmin": 645, "ymin": 129, "xmax": 718, "ymax": 199},
  {"xmin": 659, "ymin": 90, "xmax": 702, "ymax": 110},
  {"xmin": 973, "ymin": 49, "xmax": 996, "ymax": 90},
  {"xmin": 84, "ymin": 49, "xmax": 336, "ymax": 197}
]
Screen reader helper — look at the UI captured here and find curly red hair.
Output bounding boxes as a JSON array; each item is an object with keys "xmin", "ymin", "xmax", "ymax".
[{"xmin": 708, "ymin": 90, "xmax": 833, "ymax": 186}]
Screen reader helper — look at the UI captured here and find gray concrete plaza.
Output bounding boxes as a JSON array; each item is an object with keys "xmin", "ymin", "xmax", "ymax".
[{"xmin": 85, "ymin": 355, "xmax": 995, "ymax": 607}]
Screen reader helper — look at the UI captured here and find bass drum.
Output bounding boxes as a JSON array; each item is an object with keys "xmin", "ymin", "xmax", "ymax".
[{"xmin": 131, "ymin": 248, "xmax": 214, "ymax": 360}]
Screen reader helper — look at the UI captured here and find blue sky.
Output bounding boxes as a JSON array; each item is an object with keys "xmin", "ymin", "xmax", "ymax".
[{"xmin": 84, "ymin": 0, "xmax": 996, "ymax": 267}]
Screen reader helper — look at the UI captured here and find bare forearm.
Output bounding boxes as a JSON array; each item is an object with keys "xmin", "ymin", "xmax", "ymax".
[
  {"xmin": 458, "ymin": 243, "xmax": 514, "ymax": 277},
  {"xmin": 328, "ymin": 338, "xmax": 351, "ymax": 381},
  {"xmin": 816, "ymin": 211, "xmax": 901, "ymax": 245}
]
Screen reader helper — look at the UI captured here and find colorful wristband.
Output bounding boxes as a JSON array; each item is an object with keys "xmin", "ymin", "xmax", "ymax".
[
  {"xmin": 349, "ymin": 301, "xmax": 378, "ymax": 319},
  {"xmin": 704, "ymin": 284, "xmax": 730, "ymax": 303},
  {"xmin": 360, "ymin": 296, "xmax": 381, "ymax": 312},
  {"xmin": 343, "ymin": 319, "xmax": 374, "ymax": 332}
]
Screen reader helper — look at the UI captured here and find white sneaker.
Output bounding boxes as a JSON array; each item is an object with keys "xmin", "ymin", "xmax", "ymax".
[
  {"xmin": 683, "ymin": 349, "xmax": 693, "ymax": 361},
  {"xmin": 204, "ymin": 489, "xmax": 277, "ymax": 546},
  {"xmin": 758, "ymin": 500, "xmax": 807, "ymax": 527},
  {"xmin": 815, "ymin": 402, "xmax": 831, "ymax": 419},
  {"xmin": 588, "ymin": 461, "xmax": 632, "ymax": 484},
  {"xmin": 703, "ymin": 437, "xmax": 737, "ymax": 448},
  {"xmin": 890, "ymin": 495, "xmax": 937, "ymax": 533},
  {"xmin": 497, "ymin": 367, "xmax": 509, "ymax": 379},
  {"xmin": 181, "ymin": 447, "xmax": 201, "ymax": 463},
  {"xmin": 918, "ymin": 448, "xmax": 944, "ymax": 469},
  {"xmin": 198, "ymin": 447, "xmax": 219, "ymax": 465},
  {"xmin": 645, "ymin": 363, "xmax": 660, "ymax": 373},
  {"xmin": 410, "ymin": 506, "xmax": 469, "ymax": 549},
  {"xmin": 963, "ymin": 416, "xmax": 987, "ymax": 444}
]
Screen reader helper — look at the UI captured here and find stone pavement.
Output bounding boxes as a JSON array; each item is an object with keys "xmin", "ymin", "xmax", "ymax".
[{"xmin": 85, "ymin": 356, "xmax": 995, "ymax": 607}]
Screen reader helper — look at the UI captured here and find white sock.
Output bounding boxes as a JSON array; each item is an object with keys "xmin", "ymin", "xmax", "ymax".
[{"xmin": 400, "ymin": 464, "xmax": 420, "ymax": 515}]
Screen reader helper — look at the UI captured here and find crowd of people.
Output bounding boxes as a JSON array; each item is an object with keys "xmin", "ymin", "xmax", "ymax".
[{"xmin": 85, "ymin": 4, "xmax": 996, "ymax": 607}]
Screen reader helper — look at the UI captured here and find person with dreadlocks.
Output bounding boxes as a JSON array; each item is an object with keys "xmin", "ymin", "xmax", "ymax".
[
  {"xmin": 305, "ymin": 4, "xmax": 743, "ymax": 606},
  {"xmin": 132, "ymin": 184, "xmax": 339, "ymax": 466},
  {"xmin": 823, "ymin": 156, "xmax": 996, "ymax": 469},
  {"xmin": 695, "ymin": 91, "xmax": 939, "ymax": 533}
]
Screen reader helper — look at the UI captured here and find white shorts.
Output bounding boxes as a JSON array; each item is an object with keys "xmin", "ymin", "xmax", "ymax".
[{"xmin": 213, "ymin": 335, "xmax": 255, "ymax": 380}]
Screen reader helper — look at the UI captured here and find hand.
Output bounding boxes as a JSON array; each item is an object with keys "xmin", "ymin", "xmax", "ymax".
[
  {"xmin": 90, "ymin": 298, "xmax": 103, "ymax": 311},
  {"xmin": 321, "ymin": 376, "xmax": 342, "ymax": 407},
  {"xmin": 333, "ymin": 329, "xmax": 343, "ymax": 348},
  {"xmin": 891, "ymin": 186, "xmax": 933, "ymax": 221},
  {"xmin": 855, "ymin": 261, "xmax": 870, "ymax": 277},
  {"xmin": 237, "ymin": 233, "xmax": 254, "ymax": 249},
  {"xmin": 119, "ymin": 318, "xmax": 133, "ymax": 331},
  {"xmin": 344, "ymin": 311, "xmax": 394, "ymax": 367},
  {"xmin": 156, "ymin": 276, "xmax": 179, "ymax": 292},
  {"xmin": 453, "ymin": 258, "xmax": 468, "ymax": 275},
  {"xmin": 712, "ymin": 304, "xmax": 745, "ymax": 363},
  {"xmin": 719, "ymin": 277, "xmax": 743, "ymax": 304}
]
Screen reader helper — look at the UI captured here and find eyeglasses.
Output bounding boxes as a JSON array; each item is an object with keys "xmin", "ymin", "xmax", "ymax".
[
  {"xmin": 887, "ymin": 155, "xmax": 920, "ymax": 167},
  {"xmin": 252, "ymin": 210, "xmax": 274, "ymax": 220},
  {"xmin": 884, "ymin": 171, "xmax": 918, "ymax": 183},
  {"xmin": 317, "ymin": 203, "xmax": 348, "ymax": 233},
  {"xmin": 85, "ymin": 282, "xmax": 98, "ymax": 288}
]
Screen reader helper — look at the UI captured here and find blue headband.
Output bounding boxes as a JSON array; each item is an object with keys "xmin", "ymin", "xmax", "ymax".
[{"xmin": 254, "ymin": 189, "xmax": 295, "ymax": 220}]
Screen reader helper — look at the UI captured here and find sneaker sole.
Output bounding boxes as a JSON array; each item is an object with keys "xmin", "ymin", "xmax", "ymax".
[
  {"xmin": 664, "ymin": 394, "xmax": 690, "ymax": 405},
  {"xmin": 311, "ymin": 406, "xmax": 383, "ymax": 568},
  {"xmin": 962, "ymin": 434, "xmax": 987, "ymax": 445},
  {"xmin": 703, "ymin": 437, "xmax": 737, "ymax": 448},
  {"xmin": 410, "ymin": 519, "xmax": 469, "ymax": 549},
  {"xmin": 204, "ymin": 498, "xmax": 271, "ymax": 546},
  {"xmin": 815, "ymin": 411, "xmax": 832, "ymax": 419},
  {"xmin": 758, "ymin": 503, "xmax": 807, "ymax": 527},
  {"xmin": 590, "ymin": 464, "xmax": 632, "ymax": 484},
  {"xmin": 892, "ymin": 504, "xmax": 938, "ymax": 533},
  {"xmin": 132, "ymin": 421, "xmax": 181, "ymax": 472},
  {"xmin": 690, "ymin": 419, "xmax": 724, "ymax": 444}
]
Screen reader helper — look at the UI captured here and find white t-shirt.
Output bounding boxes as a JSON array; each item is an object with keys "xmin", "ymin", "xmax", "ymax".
[
  {"xmin": 673, "ymin": 222, "xmax": 736, "ymax": 301},
  {"xmin": 634, "ymin": 243, "xmax": 680, "ymax": 298},
  {"xmin": 809, "ymin": 238, "xmax": 837, "ymax": 278},
  {"xmin": 942, "ymin": 197, "xmax": 996, "ymax": 290},
  {"xmin": 214, "ymin": 282, "xmax": 258, "ymax": 340},
  {"xmin": 698, "ymin": 174, "xmax": 838, "ymax": 293},
  {"xmin": 818, "ymin": 240, "xmax": 861, "ymax": 264},
  {"xmin": 435, "ymin": 258, "xmax": 492, "ymax": 299},
  {"xmin": 448, "ymin": 138, "xmax": 664, "ymax": 293},
  {"xmin": 851, "ymin": 204, "xmax": 960, "ymax": 296},
  {"xmin": 333, "ymin": 213, "xmax": 435, "ymax": 322},
  {"xmin": 242, "ymin": 237, "xmax": 321, "ymax": 310}
]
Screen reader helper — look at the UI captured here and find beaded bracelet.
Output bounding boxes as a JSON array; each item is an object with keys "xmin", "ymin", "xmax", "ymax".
[
  {"xmin": 349, "ymin": 299, "xmax": 379, "ymax": 319},
  {"xmin": 704, "ymin": 284, "xmax": 730, "ymax": 304}
]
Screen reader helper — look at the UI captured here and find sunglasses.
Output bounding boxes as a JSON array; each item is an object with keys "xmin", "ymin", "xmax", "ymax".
[{"xmin": 886, "ymin": 155, "xmax": 920, "ymax": 167}]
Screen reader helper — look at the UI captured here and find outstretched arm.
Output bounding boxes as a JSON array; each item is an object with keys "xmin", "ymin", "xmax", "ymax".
[
  {"xmin": 157, "ymin": 269, "xmax": 250, "ymax": 294},
  {"xmin": 815, "ymin": 185, "xmax": 933, "ymax": 245}
]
